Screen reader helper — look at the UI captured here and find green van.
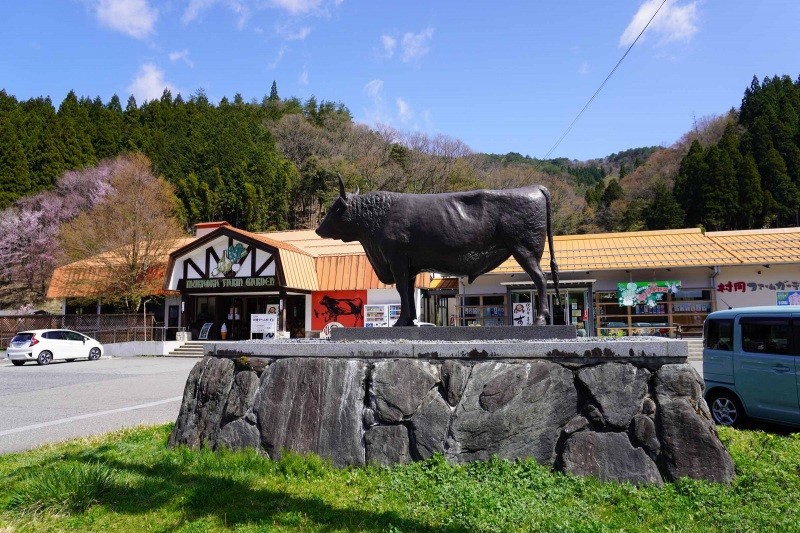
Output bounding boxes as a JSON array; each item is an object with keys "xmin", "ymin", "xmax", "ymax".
[{"xmin": 703, "ymin": 306, "xmax": 800, "ymax": 427}]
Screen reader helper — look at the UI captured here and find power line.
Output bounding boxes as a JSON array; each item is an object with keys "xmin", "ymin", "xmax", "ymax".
[{"xmin": 543, "ymin": 0, "xmax": 669, "ymax": 160}]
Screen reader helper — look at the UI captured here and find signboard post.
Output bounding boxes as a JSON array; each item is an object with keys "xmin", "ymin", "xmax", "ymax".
[
  {"xmin": 198, "ymin": 322, "xmax": 214, "ymax": 340},
  {"xmin": 250, "ymin": 313, "xmax": 278, "ymax": 340}
]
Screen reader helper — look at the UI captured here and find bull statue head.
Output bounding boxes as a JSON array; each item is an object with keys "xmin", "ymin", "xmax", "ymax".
[
  {"xmin": 337, "ymin": 173, "xmax": 358, "ymax": 203},
  {"xmin": 316, "ymin": 174, "xmax": 360, "ymax": 241}
]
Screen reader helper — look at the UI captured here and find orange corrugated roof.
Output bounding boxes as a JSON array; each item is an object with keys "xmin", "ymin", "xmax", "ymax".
[
  {"xmin": 47, "ymin": 237, "xmax": 194, "ymax": 298},
  {"xmin": 313, "ymin": 255, "xmax": 430, "ymax": 290},
  {"xmin": 491, "ymin": 228, "xmax": 738, "ymax": 274},
  {"xmin": 706, "ymin": 227, "xmax": 800, "ymax": 265},
  {"xmin": 277, "ymin": 248, "xmax": 319, "ymax": 291},
  {"xmin": 429, "ymin": 277, "xmax": 459, "ymax": 289},
  {"xmin": 48, "ymin": 225, "xmax": 800, "ymax": 299}
]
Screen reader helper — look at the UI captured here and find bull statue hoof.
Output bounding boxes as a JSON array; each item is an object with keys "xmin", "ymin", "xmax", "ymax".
[{"xmin": 393, "ymin": 318, "xmax": 415, "ymax": 327}]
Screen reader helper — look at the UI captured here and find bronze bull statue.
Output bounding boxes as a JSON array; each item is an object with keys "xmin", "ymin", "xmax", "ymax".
[{"xmin": 316, "ymin": 176, "xmax": 560, "ymax": 326}]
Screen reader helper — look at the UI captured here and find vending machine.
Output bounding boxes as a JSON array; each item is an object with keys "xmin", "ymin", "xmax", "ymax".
[{"xmin": 363, "ymin": 304, "xmax": 389, "ymax": 327}]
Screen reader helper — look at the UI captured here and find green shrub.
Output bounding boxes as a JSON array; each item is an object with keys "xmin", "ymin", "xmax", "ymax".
[{"xmin": 7, "ymin": 461, "xmax": 118, "ymax": 515}]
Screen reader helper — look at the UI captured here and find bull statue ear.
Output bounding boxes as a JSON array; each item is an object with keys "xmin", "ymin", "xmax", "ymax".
[{"xmin": 337, "ymin": 173, "xmax": 347, "ymax": 200}]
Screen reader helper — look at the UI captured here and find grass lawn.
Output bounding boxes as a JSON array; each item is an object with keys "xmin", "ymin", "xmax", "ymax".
[{"xmin": 0, "ymin": 424, "xmax": 799, "ymax": 532}]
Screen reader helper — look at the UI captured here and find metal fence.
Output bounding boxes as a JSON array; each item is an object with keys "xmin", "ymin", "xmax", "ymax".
[{"xmin": 0, "ymin": 314, "xmax": 179, "ymax": 349}]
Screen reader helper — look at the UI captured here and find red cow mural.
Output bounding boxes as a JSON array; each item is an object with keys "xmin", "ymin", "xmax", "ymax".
[{"xmin": 312, "ymin": 290, "xmax": 367, "ymax": 329}]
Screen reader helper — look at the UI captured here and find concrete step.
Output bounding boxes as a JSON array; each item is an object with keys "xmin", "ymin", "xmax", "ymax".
[
  {"xmin": 685, "ymin": 338, "xmax": 704, "ymax": 361},
  {"xmin": 167, "ymin": 342, "xmax": 206, "ymax": 357}
]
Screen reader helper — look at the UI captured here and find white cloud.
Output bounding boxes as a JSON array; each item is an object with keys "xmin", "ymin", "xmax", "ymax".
[
  {"xmin": 380, "ymin": 34, "xmax": 396, "ymax": 58},
  {"xmin": 127, "ymin": 63, "xmax": 176, "ymax": 102},
  {"xmin": 363, "ymin": 79, "xmax": 387, "ymax": 123},
  {"xmin": 276, "ymin": 23, "xmax": 312, "ymax": 40},
  {"xmin": 184, "ymin": 0, "xmax": 327, "ymax": 22},
  {"xmin": 95, "ymin": 0, "xmax": 157, "ymax": 39},
  {"xmin": 396, "ymin": 98, "xmax": 413, "ymax": 123},
  {"xmin": 364, "ymin": 79, "xmax": 383, "ymax": 98},
  {"xmin": 620, "ymin": 0, "xmax": 698, "ymax": 47},
  {"xmin": 400, "ymin": 27, "xmax": 434, "ymax": 62},
  {"xmin": 578, "ymin": 61, "xmax": 590, "ymax": 75},
  {"xmin": 299, "ymin": 68, "xmax": 309, "ymax": 85},
  {"xmin": 267, "ymin": 46, "xmax": 288, "ymax": 69},
  {"xmin": 169, "ymin": 49, "xmax": 194, "ymax": 68},
  {"xmin": 269, "ymin": 0, "xmax": 324, "ymax": 15},
  {"xmin": 183, "ymin": 0, "xmax": 250, "ymax": 27}
]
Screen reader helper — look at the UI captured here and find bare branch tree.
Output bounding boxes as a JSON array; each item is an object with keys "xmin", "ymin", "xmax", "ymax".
[{"xmin": 59, "ymin": 153, "xmax": 185, "ymax": 311}]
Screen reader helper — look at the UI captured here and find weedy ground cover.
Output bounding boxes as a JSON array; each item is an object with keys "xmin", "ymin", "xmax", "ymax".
[{"xmin": 0, "ymin": 425, "xmax": 798, "ymax": 532}]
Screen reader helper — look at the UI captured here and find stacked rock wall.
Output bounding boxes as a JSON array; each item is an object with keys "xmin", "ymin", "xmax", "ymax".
[{"xmin": 170, "ymin": 356, "xmax": 734, "ymax": 485}]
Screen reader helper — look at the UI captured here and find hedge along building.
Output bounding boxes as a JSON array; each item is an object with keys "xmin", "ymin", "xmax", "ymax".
[{"xmin": 47, "ymin": 223, "xmax": 800, "ymax": 339}]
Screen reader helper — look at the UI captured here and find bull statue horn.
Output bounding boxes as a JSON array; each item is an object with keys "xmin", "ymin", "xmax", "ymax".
[
  {"xmin": 354, "ymin": 185, "xmax": 360, "ymax": 196},
  {"xmin": 337, "ymin": 173, "xmax": 346, "ymax": 200}
]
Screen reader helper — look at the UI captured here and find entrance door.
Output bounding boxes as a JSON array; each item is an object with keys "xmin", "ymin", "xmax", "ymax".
[{"xmin": 286, "ymin": 296, "xmax": 306, "ymax": 338}]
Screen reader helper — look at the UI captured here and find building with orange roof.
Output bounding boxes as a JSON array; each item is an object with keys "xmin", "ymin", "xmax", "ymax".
[{"xmin": 46, "ymin": 223, "xmax": 800, "ymax": 339}]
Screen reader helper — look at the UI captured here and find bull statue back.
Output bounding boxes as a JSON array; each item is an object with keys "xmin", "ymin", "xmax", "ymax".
[{"xmin": 316, "ymin": 176, "xmax": 560, "ymax": 327}]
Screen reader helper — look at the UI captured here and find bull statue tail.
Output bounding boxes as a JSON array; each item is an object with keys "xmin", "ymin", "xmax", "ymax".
[{"xmin": 541, "ymin": 186, "xmax": 561, "ymax": 305}]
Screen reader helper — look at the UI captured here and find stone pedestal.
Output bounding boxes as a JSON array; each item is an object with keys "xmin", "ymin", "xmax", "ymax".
[
  {"xmin": 169, "ymin": 338, "xmax": 734, "ymax": 485},
  {"xmin": 331, "ymin": 325, "xmax": 577, "ymax": 342}
]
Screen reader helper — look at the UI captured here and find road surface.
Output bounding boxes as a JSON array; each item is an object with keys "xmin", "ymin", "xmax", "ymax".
[{"xmin": 0, "ymin": 356, "xmax": 197, "ymax": 454}]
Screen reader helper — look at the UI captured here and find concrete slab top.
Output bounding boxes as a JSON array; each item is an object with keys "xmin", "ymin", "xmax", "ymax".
[{"xmin": 206, "ymin": 336, "xmax": 688, "ymax": 364}]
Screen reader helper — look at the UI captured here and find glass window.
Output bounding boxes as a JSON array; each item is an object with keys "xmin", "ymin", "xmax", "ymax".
[
  {"xmin": 483, "ymin": 295, "xmax": 505, "ymax": 306},
  {"xmin": 705, "ymin": 319, "xmax": 733, "ymax": 351},
  {"xmin": 44, "ymin": 331, "xmax": 66, "ymax": 340},
  {"xmin": 462, "ymin": 296, "xmax": 480, "ymax": 306},
  {"xmin": 11, "ymin": 333, "xmax": 34, "ymax": 343},
  {"xmin": 64, "ymin": 331, "xmax": 85, "ymax": 341},
  {"xmin": 740, "ymin": 317, "xmax": 791, "ymax": 355}
]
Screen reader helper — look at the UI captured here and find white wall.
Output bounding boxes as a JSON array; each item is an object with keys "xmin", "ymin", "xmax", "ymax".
[
  {"xmin": 715, "ymin": 265, "xmax": 800, "ymax": 308},
  {"xmin": 103, "ymin": 341, "xmax": 185, "ymax": 357}
]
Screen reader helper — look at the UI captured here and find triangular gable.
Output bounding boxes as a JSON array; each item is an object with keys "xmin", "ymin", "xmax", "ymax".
[{"xmin": 165, "ymin": 227, "xmax": 283, "ymax": 292}]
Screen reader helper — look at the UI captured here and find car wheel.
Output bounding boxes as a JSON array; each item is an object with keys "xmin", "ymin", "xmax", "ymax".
[
  {"xmin": 708, "ymin": 390, "xmax": 745, "ymax": 427},
  {"xmin": 37, "ymin": 350, "xmax": 53, "ymax": 366},
  {"xmin": 11, "ymin": 360, "xmax": 25, "ymax": 366},
  {"xmin": 88, "ymin": 347, "xmax": 101, "ymax": 361}
]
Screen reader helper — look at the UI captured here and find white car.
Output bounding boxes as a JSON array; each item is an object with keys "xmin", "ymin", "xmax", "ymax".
[{"xmin": 6, "ymin": 329, "xmax": 103, "ymax": 366}]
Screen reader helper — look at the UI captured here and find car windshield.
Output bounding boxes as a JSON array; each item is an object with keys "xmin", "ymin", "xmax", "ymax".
[{"xmin": 11, "ymin": 333, "xmax": 34, "ymax": 343}]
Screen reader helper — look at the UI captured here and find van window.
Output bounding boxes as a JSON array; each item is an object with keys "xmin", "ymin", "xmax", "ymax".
[
  {"xmin": 705, "ymin": 318, "xmax": 733, "ymax": 351},
  {"xmin": 740, "ymin": 317, "xmax": 791, "ymax": 355}
]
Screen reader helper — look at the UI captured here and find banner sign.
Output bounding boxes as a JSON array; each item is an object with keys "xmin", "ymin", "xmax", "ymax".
[
  {"xmin": 251, "ymin": 313, "xmax": 278, "ymax": 339},
  {"xmin": 777, "ymin": 291, "xmax": 800, "ymax": 306},
  {"xmin": 618, "ymin": 281, "xmax": 681, "ymax": 307}
]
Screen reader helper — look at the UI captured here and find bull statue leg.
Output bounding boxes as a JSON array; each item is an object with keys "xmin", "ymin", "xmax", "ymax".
[
  {"xmin": 511, "ymin": 248, "xmax": 550, "ymax": 325},
  {"xmin": 389, "ymin": 261, "xmax": 416, "ymax": 326}
]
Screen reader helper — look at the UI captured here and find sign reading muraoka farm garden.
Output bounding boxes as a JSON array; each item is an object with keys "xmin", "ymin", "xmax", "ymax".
[
  {"xmin": 180, "ymin": 276, "xmax": 277, "ymax": 292},
  {"xmin": 617, "ymin": 280, "xmax": 681, "ymax": 307}
]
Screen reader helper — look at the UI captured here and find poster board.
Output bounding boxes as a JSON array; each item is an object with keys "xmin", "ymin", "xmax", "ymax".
[
  {"xmin": 617, "ymin": 281, "xmax": 681, "ymax": 307},
  {"xmin": 198, "ymin": 322, "xmax": 214, "ymax": 340},
  {"xmin": 250, "ymin": 313, "xmax": 278, "ymax": 339},
  {"xmin": 777, "ymin": 291, "xmax": 800, "ymax": 305},
  {"xmin": 512, "ymin": 302, "xmax": 533, "ymax": 326}
]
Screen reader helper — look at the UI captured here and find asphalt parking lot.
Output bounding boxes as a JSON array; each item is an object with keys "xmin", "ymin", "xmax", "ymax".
[{"xmin": 0, "ymin": 355, "xmax": 198, "ymax": 454}]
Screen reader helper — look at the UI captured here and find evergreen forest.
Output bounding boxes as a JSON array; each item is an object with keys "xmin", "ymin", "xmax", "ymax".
[{"xmin": 1, "ymin": 75, "xmax": 800, "ymax": 307}]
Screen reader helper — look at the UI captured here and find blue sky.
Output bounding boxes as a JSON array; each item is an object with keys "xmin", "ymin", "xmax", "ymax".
[{"xmin": 2, "ymin": 1, "xmax": 799, "ymax": 160}]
